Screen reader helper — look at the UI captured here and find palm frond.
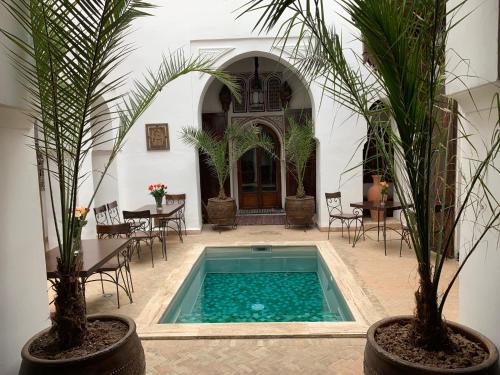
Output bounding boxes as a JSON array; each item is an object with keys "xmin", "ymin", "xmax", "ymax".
[
  {"xmin": 241, "ymin": 0, "xmax": 500, "ymax": 349},
  {"xmin": 285, "ymin": 117, "xmax": 315, "ymax": 197},
  {"xmin": 181, "ymin": 123, "xmax": 272, "ymax": 200},
  {"xmin": 0, "ymin": 0, "xmax": 239, "ymax": 272}
]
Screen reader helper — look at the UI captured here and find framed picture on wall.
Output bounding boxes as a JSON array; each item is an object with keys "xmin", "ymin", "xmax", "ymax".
[{"xmin": 145, "ymin": 123, "xmax": 170, "ymax": 151}]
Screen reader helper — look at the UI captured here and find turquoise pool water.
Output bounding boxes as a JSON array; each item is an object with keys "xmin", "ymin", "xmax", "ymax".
[{"xmin": 160, "ymin": 246, "xmax": 353, "ymax": 324}]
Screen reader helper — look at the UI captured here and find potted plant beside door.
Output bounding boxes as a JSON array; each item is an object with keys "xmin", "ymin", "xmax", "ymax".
[
  {"xmin": 181, "ymin": 123, "xmax": 272, "ymax": 229},
  {"xmin": 284, "ymin": 117, "xmax": 316, "ymax": 227},
  {"xmin": 1, "ymin": 1, "xmax": 238, "ymax": 373},
  {"xmin": 242, "ymin": 0, "xmax": 500, "ymax": 373}
]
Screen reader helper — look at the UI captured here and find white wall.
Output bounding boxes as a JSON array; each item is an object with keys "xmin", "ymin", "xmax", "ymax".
[
  {"xmin": 0, "ymin": 7, "xmax": 26, "ymax": 109},
  {"xmin": 114, "ymin": 1, "xmax": 365, "ymax": 231},
  {"xmin": 0, "ymin": 106, "xmax": 50, "ymax": 375},
  {"xmin": 447, "ymin": 0, "xmax": 499, "ymax": 94},
  {"xmin": 454, "ymin": 85, "xmax": 500, "ymax": 356},
  {"xmin": 447, "ymin": 0, "xmax": 500, "ymax": 360}
]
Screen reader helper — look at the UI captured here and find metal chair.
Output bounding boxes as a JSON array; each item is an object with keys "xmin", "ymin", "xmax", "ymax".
[
  {"xmin": 163, "ymin": 194, "xmax": 187, "ymax": 241},
  {"xmin": 325, "ymin": 192, "xmax": 365, "ymax": 242},
  {"xmin": 399, "ymin": 209, "xmax": 413, "ymax": 257},
  {"xmin": 93, "ymin": 204, "xmax": 109, "ymax": 224},
  {"xmin": 106, "ymin": 201, "xmax": 121, "ymax": 224},
  {"xmin": 123, "ymin": 210, "xmax": 157, "ymax": 267},
  {"xmin": 87, "ymin": 223, "xmax": 133, "ymax": 308}
]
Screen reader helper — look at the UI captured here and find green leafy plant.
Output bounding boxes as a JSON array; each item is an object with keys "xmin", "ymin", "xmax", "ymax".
[
  {"xmin": 284, "ymin": 117, "xmax": 315, "ymax": 198},
  {"xmin": 0, "ymin": 0, "xmax": 238, "ymax": 350},
  {"xmin": 181, "ymin": 123, "xmax": 273, "ymax": 200},
  {"xmin": 242, "ymin": 0, "xmax": 500, "ymax": 351}
]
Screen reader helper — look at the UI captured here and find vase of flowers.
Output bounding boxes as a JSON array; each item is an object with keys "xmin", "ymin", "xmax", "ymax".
[
  {"xmin": 149, "ymin": 184, "xmax": 167, "ymax": 209},
  {"xmin": 380, "ymin": 180, "xmax": 389, "ymax": 206}
]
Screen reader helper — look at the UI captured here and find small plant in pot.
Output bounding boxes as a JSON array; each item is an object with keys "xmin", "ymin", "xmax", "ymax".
[
  {"xmin": 284, "ymin": 117, "xmax": 316, "ymax": 228},
  {"xmin": 1, "ymin": 1, "xmax": 237, "ymax": 373},
  {"xmin": 243, "ymin": 0, "xmax": 500, "ymax": 374},
  {"xmin": 181, "ymin": 123, "xmax": 272, "ymax": 229}
]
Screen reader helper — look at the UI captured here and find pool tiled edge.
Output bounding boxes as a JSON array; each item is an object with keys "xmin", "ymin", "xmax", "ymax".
[{"xmin": 136, "ymin": 241, "xmax": 381, "ymax": 339}]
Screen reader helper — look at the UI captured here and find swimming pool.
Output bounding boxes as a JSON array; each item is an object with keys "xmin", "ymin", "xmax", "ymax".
[{"xmin": 160, "ymin": 246, "xmax": 354, "ymax": 324}]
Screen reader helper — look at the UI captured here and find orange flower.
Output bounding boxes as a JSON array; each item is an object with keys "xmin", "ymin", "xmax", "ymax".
[{"xmin": 74, "ymin": 207, "xmax": 89, "ymax": 218}]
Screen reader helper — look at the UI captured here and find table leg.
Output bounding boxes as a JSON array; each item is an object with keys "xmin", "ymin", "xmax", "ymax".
[
  {"xmin": 383, "ymin": 208, "xmax": 387, "ymax": 256},
  {"xmin": 162, "ymin": 224, "xmax": 167, "ymax": 260},
  {"xmin": 377, "ymin": 209, "xmax": 380, "ymax": 241}
]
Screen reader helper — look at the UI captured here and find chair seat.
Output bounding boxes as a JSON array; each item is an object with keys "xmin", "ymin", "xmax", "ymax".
[
  {"xmin": 331, "ymin": 213, "xmax": 362, "ymax": 219},
  {"xmin": 131, "ymin": 230, "xmax": 154, "ymax": 239}
]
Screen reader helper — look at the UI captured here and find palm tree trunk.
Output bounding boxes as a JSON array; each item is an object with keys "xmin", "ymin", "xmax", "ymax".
[
  {"xmin": 52, "ymin": 261, "xmax": 87, "ymax": 349},
  {"xmin": 296, "ymin": 183, "xmax": 305, "ymax": 199},
  {"xmin": 412, "ymin": 263, "xmax": 449, "ymax": 350},
  {"xmin": 218, "ymin": 185, "xmax": 227, "ymax": 200}
]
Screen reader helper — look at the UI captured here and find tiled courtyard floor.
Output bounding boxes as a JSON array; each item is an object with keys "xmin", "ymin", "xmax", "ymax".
[{"xmin": 80, "ymin": 224, "xmax": 459, "ymax": 375}]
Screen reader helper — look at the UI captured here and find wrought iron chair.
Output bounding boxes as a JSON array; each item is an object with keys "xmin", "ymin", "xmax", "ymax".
[
  {"xmin": 325, "ymin": 192, "xmax": 365, "ymax": 242},
  {"xmin": 86, "ymin": 223, "xmax": 133, "ymax": 308},
  {"xmin": 399, "ymin": 209, "xmax": 413, "ymax": 256},
  {"xmin": 123, "ymin": 210, "xmax": 157, "ymax": 267},
  {"xmin": 163, "ymin": 193, "xmax": 187, "ymax": 241},
  {"xmin": 106, "ymin": 201, "xmax": 121, "ymax": 224},
  {"xmin": 93, "ymin": 204, "xmax": 109, "ymax": 224}
]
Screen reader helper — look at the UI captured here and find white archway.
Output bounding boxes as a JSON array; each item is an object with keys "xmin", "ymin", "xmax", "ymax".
[{"xmin": 197, "ymin": 51, "xmax": 316, "ymax": 212}]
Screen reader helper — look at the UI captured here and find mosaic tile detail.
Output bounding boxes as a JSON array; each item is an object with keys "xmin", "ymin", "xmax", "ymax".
[{"xmin": 176, "ymin": 272, "xmax": 345, "ymax": 323}]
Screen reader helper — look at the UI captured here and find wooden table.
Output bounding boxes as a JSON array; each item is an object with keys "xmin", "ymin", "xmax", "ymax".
[
  {"xmin": 45, "ymin": 238, "xmax": 130, "ymax": 279},
  {"xmin": 350, "ymin": 201, "xmax": 406, "ymax": 255},
  {"xmin": 133, "ymin": 203, "xmax": 185, "ymax": 258}
]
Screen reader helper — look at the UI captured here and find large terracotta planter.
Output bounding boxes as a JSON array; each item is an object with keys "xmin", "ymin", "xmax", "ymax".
[
  {"xmin": 367, "ymin": 175, "xmax": 384, "ymax": 221},
  {"xmin": 364, "ymin": 316, "xmax": 499, "ymax": 375},
  {"xmin": 207, "ymin": 197, "xmax": 237, "ymax": 228},
  {"xmin": 19, "ymin": 314, "xmax": 145, "ymax": 375},
  {"xmin": 285, "ymin": 195, "xmax": 315, "ymax": 227}
]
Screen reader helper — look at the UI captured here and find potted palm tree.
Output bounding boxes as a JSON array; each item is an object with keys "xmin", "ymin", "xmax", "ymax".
[
  {"xmin": 181, "ymin": 123, "xmax": 272, "ymax": 229},
  {"xmin": 1, "ymin": 1, "xmax": 237, "ymax": 374},
  {"xmin": 284, "ymin": 117, "xmax": 316, "ymax": 227},
  {"xmin": 243, "ymin": 0, "xmax": 500, "ymax": 374}
]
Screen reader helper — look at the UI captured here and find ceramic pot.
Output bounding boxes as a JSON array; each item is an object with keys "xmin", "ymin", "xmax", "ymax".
[
  {"xmin": 367, "ymin": 175, "xmax": 384, "ymax": 222},
  {"xmin": 19, "ymin": 314, "xmax": 145, "ymax": 375},
  {"xmin": 207, "ymin": 197, "xmax": 237, "ymax": 228},
  {"xmin": 364, "ymin": 316, "xmax": 498, "ymax": 375},
  {"xmin": 285, "ymin": 196, "xmax": 315, "ymax": 227}
]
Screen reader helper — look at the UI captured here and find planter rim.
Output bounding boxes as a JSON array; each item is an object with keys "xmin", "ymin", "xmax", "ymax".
[
  {"xmin": 285, "ymin": 195, "xmax": 315, "ymax": 200},
  {"xmin": 21, "ymin": 313, "xmax": 135, "ymax": 365},
  {"xmin": 208, "ymin": 197, "xmax": 235, "ymax": 202},
  {"xmin": 367, "ymin": 315, "xmax": 499, "ymax": 373}
]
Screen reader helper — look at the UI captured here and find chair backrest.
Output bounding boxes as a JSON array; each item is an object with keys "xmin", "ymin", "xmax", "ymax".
[
  {"xmin": 165, "ymin": 194, "xmax": 186, "ymax": 204},
  {"xmin": 93, "ymin": 204, "xmax": 109, "ymax": 224},
  {"xmin": 106, "ymin": 201, "xmax": 121, "ymax": 224},
  {"xmin": 325, "ymin": 192, "xmax": 342, "ymax": 215},
  {"xmin": 123, "ymin": 210, "xmax": 152, "ymax": 231},
  {"xmin": 165, "ymin": 194, "xmax": 186, "ymax": 218},
  {"xmin": 400, "ymin": 208, "xmax": 415, "ymax": 227},
  {"xmin": 96, "ymin": 223, "xmax": 131, "ymax": 239}
]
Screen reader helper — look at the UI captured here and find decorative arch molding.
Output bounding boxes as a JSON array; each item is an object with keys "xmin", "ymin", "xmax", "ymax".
[
  {"xmin": 196, "ymin": 48, "xmax": 316, "ymax": 122},
  {"xmin": 231, "ymin": 115, "xmax": 285, "ymax": 138},
  {"xmin": 198, "ymin": 47, "xmax": 235, "ymax": 76}
]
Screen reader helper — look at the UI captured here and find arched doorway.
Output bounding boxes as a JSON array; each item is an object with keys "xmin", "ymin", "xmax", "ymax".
[
  {"xmin": 198, "ymin": 54, "xmax": 315, "ymax": 222},
  {"xmin": 238, "ymin": 124, "xmax": 281, "ymax": 209}
]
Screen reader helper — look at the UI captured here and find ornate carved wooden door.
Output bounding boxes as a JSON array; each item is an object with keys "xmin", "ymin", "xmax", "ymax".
[{"xmin": 238, "ymin": 125, "xmax": 281, "ymax": 209}]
